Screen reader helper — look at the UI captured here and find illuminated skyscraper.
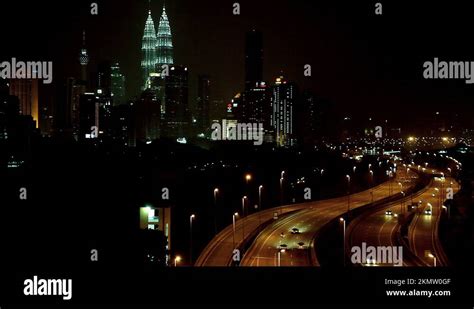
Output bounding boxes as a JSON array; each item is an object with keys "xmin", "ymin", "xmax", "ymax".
[
  {"xmin": 111, "ymin": 63, "xmax": 126, "ymax": 106},
  {"xmin": 271, "ymin": 76, "xmax": 297, "ymax": 147},
  {"xmin": 141, "ymin": 10, "xmax": 158, "ymax": 90},
  {"xmin": 79, "ymin": 31, "xmax": 89, "ymax": 89},
  {"xmin": 163, "ymin": 65, "xmax": 189, "ymax": 138},
  {"xmin": 156, "ymin": 5, "xmax": 174, "ymax": 67},
  {"xmin": 245, "ymin": 30, "xmax": 263, "ymax": 90},
  {"xmin": 196, "ymin": 75, "xmax": 210, "ymax": 132}
]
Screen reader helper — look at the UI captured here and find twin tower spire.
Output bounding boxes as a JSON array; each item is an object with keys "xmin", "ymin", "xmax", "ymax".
[{"xmin": 141, "ymin": 2, "xmax": 174, "ymax": 90}]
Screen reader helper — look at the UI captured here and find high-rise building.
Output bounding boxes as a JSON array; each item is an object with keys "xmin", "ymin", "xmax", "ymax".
[
  {"xmin": 241, "ymin": 30, "xmax": 268, "ymax": 127},
  {"xmin": 111, "ymin": 103, "xmax": 134, "ymax": 147},
  {"xmin": 97, "ymin": 61, "xmax": 112, "ymax": 95},
  {"xmin": 196, "ymin": 75, "xmax": 210, "ymax": 133},
  {"xmin": 8, "ymin": 79, "xmax": 39, "ymax": 128},
  {"xmin": 241, "ymin": 82, "xmax": 270, "ymax": 125},
  {"xmin": 270, "ymin": 76, "xmax": 297, "ymax": 147},
  {"xmin": 134, "ymin": 89, "xmax": 161, "ymax": 142},
  {"xmin": 156, "ymin": 5, "xmax": 174, "ymax": 67},
  {"xmin": 141, "ymin": 10, "xmax": 158, "ymax": 90},
  {"xmin": 111, "ymin": 63, "xmax": 126, "ymax": 106},
  {"xmin": 163, "ymin": 65, "xmax": 189, "ymax": 138},
  {"xmin": 245, "ymin": 30, "xmax": 263, "ymax": 91},
  {"xmin": 79, "ymin": 31, "xmax": 89, "ymax": 90},
  {"xmin": 79, "ymin": 93, "xmax": 99, "ymax": 139},
  {"xmin": 210, "ymin": 99, "xmax": 225, "ymax": 123}
]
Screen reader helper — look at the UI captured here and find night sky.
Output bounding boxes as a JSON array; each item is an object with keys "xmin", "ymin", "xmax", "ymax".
[{"xmin": 2, "ymin": 0, "xmax": 474, "ymax": 127}]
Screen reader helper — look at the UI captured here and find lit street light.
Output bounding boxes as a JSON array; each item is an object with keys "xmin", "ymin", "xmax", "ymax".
[
  {"xmin": 258, "ymin": 185, "xmax": 263, "ymax": 224},
  {"xmin": 242, "ymin": 196, "xmax": 247, "ymax": 241},
  {"xmin": 280, "ymin": 177, "xmax": 284, "ymax": 208},
  {"xmin": 213, "ymin": 188, "xmax": 219, "ymax": 235},
  {"xmin": 189, "ymin": 214, "xmax": 196, "ymax": 264},
  {"xmin": 346, "ymin": 175, "xmax": 351, "ymax": 213},
  {"xmin": 245, "ymin": 173, "xmax": 252, "ymax": 184},
  {"xmin": 174, "ymin": 255, "xmax": 181, "ymax": 267},
  {"xmin": 340, "ymin": 217, "xmax": 346, "ymax": 266},
  {"xmin": 428, "ymin": 253, "xmax": 437, "ymax": 267},
  {"xmin": 232, "ymin": 212, "xmax": 238, "ymax": 249},
  {"xmin": 369, "ymin": 170, "xmax": 374, "ymax": 203}
]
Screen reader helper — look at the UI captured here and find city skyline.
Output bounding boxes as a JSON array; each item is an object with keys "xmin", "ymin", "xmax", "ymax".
[{"xmin": 2, "ymin": 0, "xmax": 474, "ymax": 132}]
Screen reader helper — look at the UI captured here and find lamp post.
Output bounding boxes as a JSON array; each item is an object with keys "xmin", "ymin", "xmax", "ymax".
[
  {"xmin": 280, "ymin": 170, "xmax": 285, "ymax": 207},
  {"xmin": 242, "ymin": 196, "xmax": 247, "ymax": 241},
  {"xmin": 258, "ymin": 185, "xmax": 263, "ymax": 225},
  {"xmin": 232, "ymin": 212, "xmax": 238, "ymax": 249},
  {"xmin": 189, "ymin": 214, "xmax": 196, "ymax": 264},
  {"xmin": 369, "ymin": 170, "xmax": 374, "ymax": 203},
  {"xmin": 340, "ymin": 217, "xmax": 346, "ymax": 266},
  {"xmin": 428, "ymin": 253, "xmax": 437, "ymax": 267},
  {"xmin": 346, "ymin": 175, "xmax": 351, "ymax": 213},
  {"xmin": 174, "ymin": 255, "xmax": 181, "ymax": 267},
  {"xmin": 213, "ymin": 188, "xmax": 219, "ymax": 235}
]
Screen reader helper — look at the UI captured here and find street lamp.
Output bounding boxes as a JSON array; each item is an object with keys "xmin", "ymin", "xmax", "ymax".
[
  {"xmin": 232, "ymin": 212, "xmax": 238, "ymax": 249},
  {"xmin": 245, "ymin": 174, "xmax": 252, "ymax": 184},
  {"xmin": 280, "ymin": 177, "xmax": 284, "ymax": 207},
  {"xmin": 346, "ymin": 175, "xmax": 351, "ymax": 213},
  {"xmin": 213, "ymin": 188, "xmax": 219, "ymax": 235},
  {"xmin": 258, "ymin": 185, "xmax": 263, "ymax": 224},
  {"xmin": 400, "ymin": 191, "xmax": 405, "ymax": 214},
  {"xmin": 242, "ymin": 196, "xmax": 247, "ymax": 241},
  {"xmin": 340, "ymin": 217, "xmax": 346, "ymax": 266},
  {"xmin": 428, "ymin": 253, "xmax": 437, "ymax": 267},
  {"xmin": 189, "ymin": 214, "xmax": 196, "ymax": 264},
  {"xmin": 369, "ymin": 170, "xmax": 374, "ymax": 203},
  {"xmin": 174, "ymin": 255, "xmax": 182, "ymax": 267}
]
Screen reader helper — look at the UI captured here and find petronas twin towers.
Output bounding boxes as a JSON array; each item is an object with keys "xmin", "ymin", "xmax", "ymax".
[{"xmin": 141, "ymin": 4, "xmax": 174, "ymax": 90}]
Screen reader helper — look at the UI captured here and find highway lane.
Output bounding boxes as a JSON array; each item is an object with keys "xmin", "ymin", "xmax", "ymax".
[
  {"xmin": 408, "ymin": 176, "xmax": 460, "ymax": 266},
  {"xmin": 196, "ymin": 169, "xmax": 405, "ymax": 266},
  {"xmin": 348, "ymin": 177, "xmax": 432, "ymax": 267},
  {"xmin": 239, "ymin": 169, "xmax": 414, "ymax": 267}
]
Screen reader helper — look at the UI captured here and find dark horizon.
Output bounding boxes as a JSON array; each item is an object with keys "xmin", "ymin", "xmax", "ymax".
[{"xmin": 2, "ymin": 0, "xmax": 474, "ymax": 131}]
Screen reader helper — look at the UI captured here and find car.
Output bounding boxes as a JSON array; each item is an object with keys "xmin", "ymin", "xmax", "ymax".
[
  {"xmin": 424, "ymin": 209, "xmax": 432, "ymax": 215},
  {"xmin": 385, "ymin": 210, "xmax": 393, "ymax": 216},
  {"xmin": 291, "ymin": 228, "xmax": 300, "ymax": 234},
  {"xmin": 297, "ymin": 242, "xmax": 305, "ymax": 249}
]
